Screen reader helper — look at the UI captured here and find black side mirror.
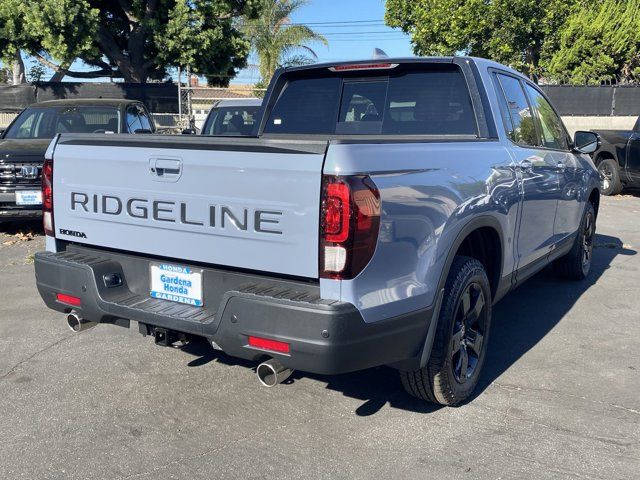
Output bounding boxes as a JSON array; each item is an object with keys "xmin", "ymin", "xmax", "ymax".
[
  {"xmin": 0, "ymin": 128, "xmax": 5, "ymax": 137},
  {"xmin": 181, "ymin": 128, "xmax": 197, "ymax": 135},
  {"xmin": 573, "ymin": 131, "xmax": 600, "ymax": 154}
]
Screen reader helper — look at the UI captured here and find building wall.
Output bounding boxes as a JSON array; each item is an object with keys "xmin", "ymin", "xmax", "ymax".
[{"xmin": 562, "ymin": 116, "xmax": 637, "ymax": 136}]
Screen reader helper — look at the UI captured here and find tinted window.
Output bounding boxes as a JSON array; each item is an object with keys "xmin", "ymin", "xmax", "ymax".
[
  {"xmin": 6, "ymin": 110, "xmax": 38, "ymax": 138},
  {"xmin": 337, "ymin": 81, "xmax": 386, "ymax": 134},
  {"xmin": 5, "ymin": 106, "xmax": 120, "ymax": 138},
  {"xmin": 265, "ymin": 77, "xmax": 341, "ymax": 134},
  {"xmin": 524, "ymin": 84, "xmax": 569, "ymax": 150},
  {"xmin": 492, "ymin": 76, "xmax": 515, "ymax": 138},
  {"xmin": 126, "ymin": 107, "xmax": 143, "ymax": 132},
  {"xmin": 264, "ymin": 66, "xmax": 476, "ymax": 136},
  {"xmin": 384, "ymin": 70, "xmax": 476, "ymax": 135},
  {"xmin": 495, "ymin": 74, "xmax": 539, "ymax": 147},
  {"xmin": 204, "ymin": 106, "xmax": 260, "ymax": 136}
]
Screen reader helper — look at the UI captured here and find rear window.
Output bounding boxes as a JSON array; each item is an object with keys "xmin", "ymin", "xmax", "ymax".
[
  {"xmin": 203, "ymin": 106, "xmax": 261, "ymax": 136},
  {"xmin": 264, "ymin": 65, "xmax": 477, "ymax": 136}
]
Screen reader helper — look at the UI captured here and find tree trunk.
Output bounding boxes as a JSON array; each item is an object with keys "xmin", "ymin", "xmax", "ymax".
[
  {"xmin": 49, "ymin": 61, "xmax": 72, "ymax": 82},
  {"xmin": 12, "ymin": 51, "xmax": 26, "ymax": 84},
  {"xmin": 126, "ymin": 64, "xmax": 148, "ymax": 83}
]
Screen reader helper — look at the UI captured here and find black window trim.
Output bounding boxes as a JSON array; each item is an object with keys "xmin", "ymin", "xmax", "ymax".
[{"xmin": 491, "ymin": 73, "xmax": 517, "ymax": 142}]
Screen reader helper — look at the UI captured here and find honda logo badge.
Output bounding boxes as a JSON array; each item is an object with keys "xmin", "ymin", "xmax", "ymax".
[{"xmin": 20, "ymin": 165, "xmax": 38, "ymax": 179}]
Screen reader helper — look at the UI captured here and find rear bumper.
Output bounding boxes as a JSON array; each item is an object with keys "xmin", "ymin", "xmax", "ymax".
[
  {"xmin": 0, "ymin": 208, "xmax": 41, "ymax": 220},
  {"xmin": 34, "ymin": 248, "xmax": 431, "ymax": 375},
  {"xmin": 0, "ymin": 191, "xmax": 42, "ymax": 220}
]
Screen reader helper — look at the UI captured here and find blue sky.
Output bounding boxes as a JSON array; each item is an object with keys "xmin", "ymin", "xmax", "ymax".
[
  {"xmin": 233, "ymin": 0, "xmax": 414, "ymax": 84},
  {"xmin": 21, "ymin": 0, "xmax": 414, "ymax": 84}
]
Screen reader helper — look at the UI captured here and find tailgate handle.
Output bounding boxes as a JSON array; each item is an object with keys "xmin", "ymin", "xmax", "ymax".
[{"xmin": 150, "ymin": 158, "xmax": 182, "ymax": 182}]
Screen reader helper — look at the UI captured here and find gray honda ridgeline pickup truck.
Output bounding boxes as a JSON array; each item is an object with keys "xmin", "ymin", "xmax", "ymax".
[{"xmin": 34, "ymin": 57, "xmax": 601, "ymax": 405}]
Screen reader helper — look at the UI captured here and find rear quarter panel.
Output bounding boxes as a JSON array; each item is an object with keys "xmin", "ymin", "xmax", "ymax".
[{"xmin": 322, "ymin": 141, "xmax": 520, "ymax": 323}]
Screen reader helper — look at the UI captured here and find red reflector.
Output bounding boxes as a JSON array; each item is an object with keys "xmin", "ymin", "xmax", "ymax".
[
  {"xmin": 330, "ymin": 63, "xmax": 397, "ymax": 72},
  {"xmin": 248, "ymin": 336, "xmax": 290, "ymax": 354},
  {"xmin": 56, "ymin": 293, "xmax": 81, "ymax": 306}
]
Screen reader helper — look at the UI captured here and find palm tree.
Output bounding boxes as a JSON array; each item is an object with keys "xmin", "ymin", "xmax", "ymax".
[{"xmin": 245, "ymin": 0, "xmax": 328, "ymax": 85}]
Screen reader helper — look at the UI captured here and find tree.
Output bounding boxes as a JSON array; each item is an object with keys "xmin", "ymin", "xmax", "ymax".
[
  {"xmin": 0, "ymin": 0, "xmax": 261, "ymax": 84},
  {"xmin": 546, "ymin": 0, "xmax": 640, "ymax": 84},
  {"xmin": 244, "ymin": 0, "xmax": 327, "ymax": 85},
  {"xmin": 0, "ymin": 0, "xmax": 99, "ymax": 83},
  {"xmin": 385, "ymin": 0, "xmax": 581, "ymax": 80}
]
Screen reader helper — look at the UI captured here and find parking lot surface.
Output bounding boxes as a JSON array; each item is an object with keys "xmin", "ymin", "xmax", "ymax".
[{"xmin": 1, "ymin": 195, "xmax": 639, "ymax": 480}]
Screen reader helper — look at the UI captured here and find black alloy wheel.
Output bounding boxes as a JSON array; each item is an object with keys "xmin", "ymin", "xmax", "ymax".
[{"xmin": 450, "ymin": 282, "xmax": 487, "ymax": 384}]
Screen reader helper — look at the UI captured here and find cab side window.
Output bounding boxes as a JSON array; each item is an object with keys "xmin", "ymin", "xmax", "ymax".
[
  {"xmin": 524, "ymin": 84, "xmax": 569, "ymax": 150},
  {"xmin": 137, "ymin": 107, "xmax": 153, "ymax": 132},
  {"xmin": 126, "ymin": 106, "xmax": 143, "ymax": 133},
  {"xmin": 495, "ymin": 73, "xmax": 540, "ymax": 147}
]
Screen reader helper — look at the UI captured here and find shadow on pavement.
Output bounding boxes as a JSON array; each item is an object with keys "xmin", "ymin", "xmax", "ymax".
[
  {"xmin": 0, "ymin": 219, "xmax": 42, "ymax": 236},
  {"xmin": 472, "ymin": 233, "xmax": 635, "ymax": 401},
  {"xmin": 177, "ymin": 233, "xmax": 635, "ymax": 416}
]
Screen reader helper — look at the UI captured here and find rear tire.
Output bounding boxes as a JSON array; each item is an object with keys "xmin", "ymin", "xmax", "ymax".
[
  {"xmin": 554, "ymin": 202, "xmax": 596, "ymax": 280},
  {"xmin": 598, "ymin": 158, "xmax": 623, "ymax": 196},
  {"xmin": 400, "ymin": 256, "xmax": 492, "ymax": 406}
]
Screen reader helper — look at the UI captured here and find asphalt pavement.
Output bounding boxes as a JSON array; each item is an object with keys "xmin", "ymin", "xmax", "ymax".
[{"xmin": 1, "ymin": 194, "xmax": 639, "ymax": 480}]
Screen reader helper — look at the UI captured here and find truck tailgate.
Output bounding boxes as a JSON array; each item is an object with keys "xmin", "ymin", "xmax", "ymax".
[{"xmin": 52, "ymin": 135, "xmax": 327, "ymax": 278}]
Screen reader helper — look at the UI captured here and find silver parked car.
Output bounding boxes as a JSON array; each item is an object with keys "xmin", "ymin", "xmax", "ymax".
[{"xmin": 201, "ymin": 98, "xmax": 262, "ymax": 136}]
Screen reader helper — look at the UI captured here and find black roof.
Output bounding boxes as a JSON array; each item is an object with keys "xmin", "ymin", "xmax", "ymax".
[{"xmin": 31, "ymin": 98, "xmax": 144, "ymax": 108}]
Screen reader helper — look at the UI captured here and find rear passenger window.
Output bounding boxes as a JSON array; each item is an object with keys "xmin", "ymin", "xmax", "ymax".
[
  {"xmin": 264, "ymin": 65, "xmax": 477, "ymax": 136},
  {"xmin": 495, "ymin": 74, "xmax": 540, "ymax": 147}
]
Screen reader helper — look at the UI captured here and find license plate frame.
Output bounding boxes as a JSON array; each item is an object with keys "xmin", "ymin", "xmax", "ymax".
[
  {"xmin": 15, "ymin": 190, "xmax": 42, "ymax": 206},
  {"xmin": 149, "ymin": 262, "xmax": 203, "ymax": 307}
]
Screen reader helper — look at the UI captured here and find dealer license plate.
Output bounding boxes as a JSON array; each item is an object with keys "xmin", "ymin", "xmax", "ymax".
[
  {"xmin": 15, "ymin": 190, "xmax": 42, "ymax": 205},
  {"xmin": 150, "ymin": 263, "xmax": 203, "ymax": 307}
]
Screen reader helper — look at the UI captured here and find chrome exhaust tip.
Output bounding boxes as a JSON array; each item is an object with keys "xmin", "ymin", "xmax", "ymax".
[
  {"xmin": 256, "ymin": 358, "xmax": 293, "ymax": 387},
  {"xmin": 66, "ymin": 312, "xmax": 97, "ymax": 333}
]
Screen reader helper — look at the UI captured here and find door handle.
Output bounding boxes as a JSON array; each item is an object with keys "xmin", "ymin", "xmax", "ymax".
[
  {"xmin": 149, "ymin": 158, "xmax": 182, "ymax": 182},
  {"xmin": 153, "ymin": 158, "xmax": 181, "ymax": 176}
]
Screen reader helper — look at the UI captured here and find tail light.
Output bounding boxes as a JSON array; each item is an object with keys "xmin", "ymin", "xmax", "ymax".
[
  {"xmin": 42, "ymin": 157, "xmax": 54, "ymax": 237},
  {"xmin": 320, "ymin": 175, "xmax": 381, "ymax": 280}
]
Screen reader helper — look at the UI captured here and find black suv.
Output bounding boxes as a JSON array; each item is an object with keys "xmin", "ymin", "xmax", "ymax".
[{"xmin": 0, "ymin": 99, "xmax": 155, "ymax": 221}]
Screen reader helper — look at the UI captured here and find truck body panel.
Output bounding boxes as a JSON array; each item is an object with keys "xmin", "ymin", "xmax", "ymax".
[
  {"xmin": 323, "ymin": 141, "xmax": 520, "ymax": 322},
  {"xmin": 52, "ymin": 136, "xmax": 326, "ymax": 279}
]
